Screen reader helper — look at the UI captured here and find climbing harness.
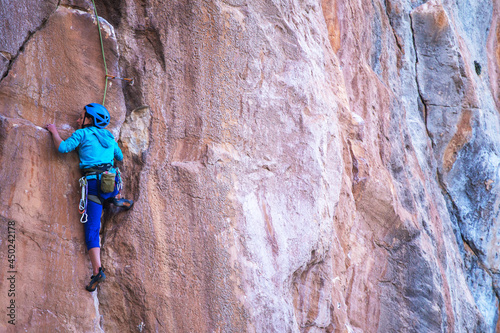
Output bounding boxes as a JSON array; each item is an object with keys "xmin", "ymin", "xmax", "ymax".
[
  {"xmin": 78, "ymin": 164, "xmax": 124, "ymax": 221},
  {"xmin": 90, "ymin": 0, "xmax": 133, "ymax": 105}
]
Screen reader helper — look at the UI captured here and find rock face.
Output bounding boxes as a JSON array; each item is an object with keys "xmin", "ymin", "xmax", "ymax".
[{"xmin": 1, "ymin": 0, "xmax": 500, "ymax": 332}]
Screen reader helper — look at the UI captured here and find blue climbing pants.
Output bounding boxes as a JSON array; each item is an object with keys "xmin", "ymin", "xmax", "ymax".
[{"xmin": 84, "ymin": 178, "xmax": 119, "ymax": 250}]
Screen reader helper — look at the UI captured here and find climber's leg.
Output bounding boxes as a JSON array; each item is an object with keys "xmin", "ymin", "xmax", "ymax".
[
  {"xmin": 88, "ymin": 247, "xmax": 101, "ymax": 276},
  {"xmin": 84, "ymin": 198, "xmax": 106, "ymax": 291},
  {"xmin": 85, "ymin": 180, "xmax": 103, "ymax": 276}
]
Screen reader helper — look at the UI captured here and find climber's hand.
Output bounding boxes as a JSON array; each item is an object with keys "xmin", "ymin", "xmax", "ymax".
[
  {"xmin": 46, "ymin": 124, "xmax": 63, "ymax": 149},
  {"xmin": 46, "ymin": 124, "xmax": 57, "ymax": 134}
]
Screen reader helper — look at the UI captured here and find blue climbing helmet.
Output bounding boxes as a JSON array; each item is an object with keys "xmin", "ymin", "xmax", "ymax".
[{"xmin": 84, "ymin": 103, "xmax": 110, "ymax": 129}]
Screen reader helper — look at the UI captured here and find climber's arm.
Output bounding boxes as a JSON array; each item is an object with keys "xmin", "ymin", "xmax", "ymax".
[
  {"xmin": 46, "ymin": 124, "xmax": 63, "ymax": 150},
  {"xmin": 114, "ymin": 141, "xmax": 123, "ymax": 161},
  {"xmin": 46, "ymin": 125, "xmax": 83, "ymax": 153}
]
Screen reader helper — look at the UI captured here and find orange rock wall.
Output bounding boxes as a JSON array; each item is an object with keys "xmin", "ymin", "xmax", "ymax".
[{"xmin": 1, "ymin": 0, "xmax": 500, "ymax": 332}]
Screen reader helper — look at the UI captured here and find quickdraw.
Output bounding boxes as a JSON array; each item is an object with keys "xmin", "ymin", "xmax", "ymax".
[
  {"xmin": 106, "ymin": 74, "xmax": 134, "ymax": 85},
  {"xmin": 79, "ymin": 176, "xmax": 88, "ymax": 223}
]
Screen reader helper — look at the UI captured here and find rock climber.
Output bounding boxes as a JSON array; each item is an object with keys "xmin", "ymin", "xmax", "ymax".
[{"xmin": 46, "ymin": 103, "xmax": 133, "ymax": 292}]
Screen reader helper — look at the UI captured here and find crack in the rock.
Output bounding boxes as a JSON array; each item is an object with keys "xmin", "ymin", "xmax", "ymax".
[
  {"xmin": 0, "ymin": 113, "xmax": 48, "ymax": 132},
  {"xmin": 60, "ymin": 3, "xmax": 90, "ymax": 11},
  {"xmin": 435, "ymin": 171, "xmax": 469, "ymax": 251},
  {"xmin": 436, "ymin": 170, "xmax": 500, "ymax": 303},
  {"xmin": 426, "ymin": 103, "xmax": 461, "ymax": 108},
  {"xmin": 409, "ymin": 8, "xmax": 493, "ymax": 296},
  {"xmin": 383, "ymin": 0, "xmax": 403, "ymax": 53},
  {"xmin": 410, "ymin": 6, "xmax": 500, "ymax": 308},
  {"xmin": 0, "ymin": 0, "xmax": 62, "ymax": 85},
  {"xmin": 409, "ymin": 12, "xmax": 433, "ymax": 145}
]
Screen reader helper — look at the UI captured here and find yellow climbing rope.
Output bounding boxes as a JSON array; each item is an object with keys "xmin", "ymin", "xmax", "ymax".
[
  {"xmin": 90, "ymin": 1, "xmax": 133, "ymax": 105},
  {"xmin": 90, "ymin": 0, "xmax": 110, "ymax": 105}
]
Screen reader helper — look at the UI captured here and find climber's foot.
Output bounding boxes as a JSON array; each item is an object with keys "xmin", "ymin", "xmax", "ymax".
[
  {"xmin": 112, "ymin": 198, "xmax": 134, "ymax": 210},
  {"xmin": 86, "ymin": 267, "xmax": 105, "ymax": 292}
]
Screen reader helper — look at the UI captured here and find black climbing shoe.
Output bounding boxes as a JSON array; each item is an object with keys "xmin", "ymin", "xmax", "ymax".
[
  {"xmin": 112, "ymin": 198, "xmax": 134, "ymax": 210},
  {"xmin": 86, "ymin": 267, "xmax": 105, "ymax": 292}
]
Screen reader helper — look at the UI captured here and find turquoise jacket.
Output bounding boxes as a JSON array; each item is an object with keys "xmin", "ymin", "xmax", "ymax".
[{"xmin": 58, "ymin": 127, "xmax": 123, "ymax": 169}]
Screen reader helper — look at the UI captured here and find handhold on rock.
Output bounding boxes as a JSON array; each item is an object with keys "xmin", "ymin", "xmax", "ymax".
[{"xmin": 474, "ymin": 61, "xmax": 481, "ymax": 75}]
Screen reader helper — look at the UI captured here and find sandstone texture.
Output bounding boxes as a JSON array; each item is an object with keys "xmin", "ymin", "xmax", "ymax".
[{"xmin": 1, "ymin": 0, "xmax": 500, "ymax": 332}]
